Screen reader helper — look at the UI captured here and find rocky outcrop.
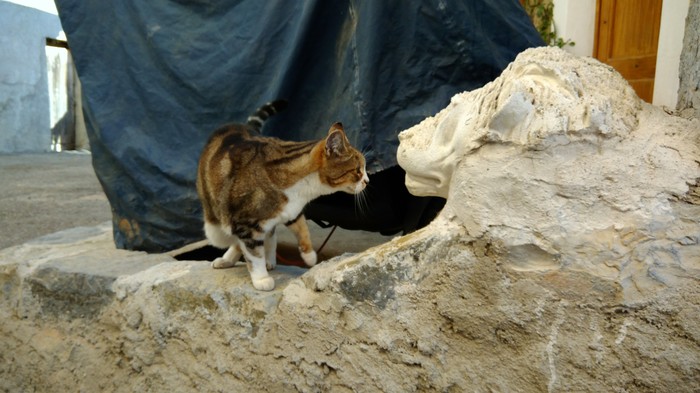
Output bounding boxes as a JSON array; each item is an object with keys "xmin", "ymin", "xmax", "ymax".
[{"xmin": 1, "ymin": 47, "xmax": 699, "ymax": 392}]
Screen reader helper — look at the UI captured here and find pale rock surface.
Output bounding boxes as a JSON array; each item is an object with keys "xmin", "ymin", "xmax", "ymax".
[
  {"xmin": 1, "ymin": 47, "xmax": 699, "ymax": 392},
  {"xmin": 398, "ymin": 46, "xmax": 700, "ymax": 303}
]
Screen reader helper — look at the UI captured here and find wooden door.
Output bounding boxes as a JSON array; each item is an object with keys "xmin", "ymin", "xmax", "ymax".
[{"xmin": 594, "ymin": 0, "xmax": 662, "ymax": 102}]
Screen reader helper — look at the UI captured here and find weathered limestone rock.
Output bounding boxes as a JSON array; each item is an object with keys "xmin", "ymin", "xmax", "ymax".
[
  {"xmin": 398, "ymin": 47, "xmax": 699, "ymax": 304},
  {"xmin": 1, "ymin": 47, "xmax": 699, "ymax": 392}
]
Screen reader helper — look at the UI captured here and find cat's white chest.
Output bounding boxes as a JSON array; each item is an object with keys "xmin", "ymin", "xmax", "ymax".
[{"xmin": 279, "ymin": 173, "xmax": 333, "ymax": 223}]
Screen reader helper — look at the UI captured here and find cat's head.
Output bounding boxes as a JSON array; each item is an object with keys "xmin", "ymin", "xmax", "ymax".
[{"xmin": 319, "ymin": 122, "xmax": 369, "ymax": 194}]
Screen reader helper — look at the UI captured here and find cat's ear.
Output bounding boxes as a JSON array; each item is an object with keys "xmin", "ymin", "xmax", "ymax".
[{"xmin": 325, "ymin": 122, "xmax": 348, "ymax": 157}]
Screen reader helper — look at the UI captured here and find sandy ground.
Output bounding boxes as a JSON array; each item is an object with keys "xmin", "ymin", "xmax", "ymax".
[
  {"xmin": 0, "ymin": 152, "xmax": 392, "ymax": 257},
  {"xmin": 0, "ymin": 152, "xmax": 112, "ymax": 250}
]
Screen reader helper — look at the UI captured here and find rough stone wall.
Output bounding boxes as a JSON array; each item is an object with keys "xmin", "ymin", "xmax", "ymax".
[
  {"xmin": 677, "ymin": 0, "xmax": 700, "ymax": 119},
  {"xmin": 1, "ymin": 48, "xmax": 699, "ymax": 392}
]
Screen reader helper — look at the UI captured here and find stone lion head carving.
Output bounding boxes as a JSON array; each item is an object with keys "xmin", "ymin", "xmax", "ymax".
[{"xmin": 397, "ymin": 47, "xmax": 700, "ymax": 302}]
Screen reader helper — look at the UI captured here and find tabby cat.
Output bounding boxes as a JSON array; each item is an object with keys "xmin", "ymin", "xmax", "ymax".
[{"xmin": 196, "ymin": 102, "xmax": 369, "ymax": 290}]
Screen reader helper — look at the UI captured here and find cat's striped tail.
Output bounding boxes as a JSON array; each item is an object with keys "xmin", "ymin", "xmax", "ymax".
[{"xmin": 246, "ymin": 99, "xmax": 288, "ymax": 132}]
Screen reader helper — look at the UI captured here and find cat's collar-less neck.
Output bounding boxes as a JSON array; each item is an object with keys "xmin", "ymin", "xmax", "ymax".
[{"xmin": 279, "ymin": 172, "xmax": 334, "ymax": 223}]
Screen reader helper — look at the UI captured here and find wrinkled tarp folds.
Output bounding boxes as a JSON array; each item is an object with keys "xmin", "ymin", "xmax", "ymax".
[{"xmin": 55, "ymin": 0, "xmax": 543, "ymax": 252}]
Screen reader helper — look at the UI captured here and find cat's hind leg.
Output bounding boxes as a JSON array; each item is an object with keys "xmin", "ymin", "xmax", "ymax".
[
  {"xmin": 239, "ymin": 235, "xmax": 275, "ymax": 291},
  {"xmin": 212, "ymin": 245, "xmax": 242, "ymax": 269},
  {"xmin": 264, "ymin": 227, "xmax": 277, "ymax": 271},
  {"xmin": 286, "ymin": 214, "xmax": 317, "ymax": 267},
  {"xmin": 205, "ymin": 222, "xmax": 242, "ymax": 269}
]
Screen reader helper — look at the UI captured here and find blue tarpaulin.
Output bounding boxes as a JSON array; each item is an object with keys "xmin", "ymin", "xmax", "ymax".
[{"xmin": 55, "ymin": 0, "xmax": 543, "ymax": 251}]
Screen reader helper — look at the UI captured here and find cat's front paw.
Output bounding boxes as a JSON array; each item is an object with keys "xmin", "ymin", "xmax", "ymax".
[
  {"xmin": 212, "ymin": 257, "xmax": 237, "ymax": 269},
  {"xmin": 252, "ymin": 276, "xmax": 275, "ymax": 291},
  {"xmin": 300, "ymin": 250, "xmax": 317, "ymax": 267}
]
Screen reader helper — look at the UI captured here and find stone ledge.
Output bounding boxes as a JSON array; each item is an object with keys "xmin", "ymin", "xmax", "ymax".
[
  {"xmin": 1, "ymin": 222, "xmax": 307, "ymax": 321},
  {"xmin": 1, "ymin": 219, "xmax": 698, "ymax": 392}
]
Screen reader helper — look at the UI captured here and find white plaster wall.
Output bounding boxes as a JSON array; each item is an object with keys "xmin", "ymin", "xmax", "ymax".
[
  {"xmin": 552, "ymin": 0, "xmax": 688, "ymax": 108},
  {"xmin": 552, "ymin": 0, "xmax": 596, "ymax": 57},
  {"xmin": 653, "ymin": 0, "xmax": 690, "ymax": 107},
  {"xmin": 0, "ymin": 1, "xmax": 62, "ymax": 153},
  {"xmin": 4, "ymin": 0, "xmax": 57, "ymax": 14}
]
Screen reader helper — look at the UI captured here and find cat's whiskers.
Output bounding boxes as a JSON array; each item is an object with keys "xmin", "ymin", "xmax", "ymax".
[{"xmin": 354, "ymin": 185, "xmax": 370, "ymax": 218}]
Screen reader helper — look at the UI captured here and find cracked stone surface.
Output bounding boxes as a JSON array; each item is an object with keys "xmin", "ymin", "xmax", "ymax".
[{"xmin": 1, "ymin": 47, "xmax": 699, "ymax": 392}]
